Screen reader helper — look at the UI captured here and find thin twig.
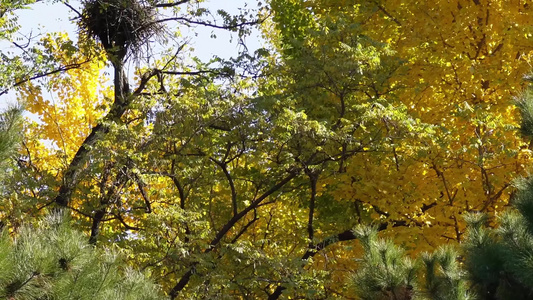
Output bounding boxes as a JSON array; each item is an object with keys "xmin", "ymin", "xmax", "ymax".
[
  {"xmin": 155, "ymin": 0, "xmax": 191, "ymax": 8},
  {"xmin": 0, "ymin": 62, "xmax": 88, "ymax": 96}
]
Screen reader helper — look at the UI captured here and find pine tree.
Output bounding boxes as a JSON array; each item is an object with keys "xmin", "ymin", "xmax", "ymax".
[
  {"xmin": 421, "ymin": 246, "xmax": 472, "ymax": 300},
  {"xmin": 348, "ymin": 75, "xmax": 533, "ymax": 300},
  {"xmin": 461, "ymin": 210, "xmax": 533, "ymax": 299},
  {"xmin": 0, "ymin": 107, "xmax": 163, "ymax": 299},
  {"xmin": 0, "ymin": 212, "xmax": 164, "ymax": 300},
  {"xmin": 460, "ymin": 77, "xmax": 533, "ymax": 298},
  {"xmin": 348, "ymin": 225, "xmax": 417, "ymax": 300},
  {"xmin": 0, "ymin": 106, "xmax": 22, "ymax": 179},
  {"xmin": 347, "ymin": 226, "xmax": 471, "ymax": 300}
]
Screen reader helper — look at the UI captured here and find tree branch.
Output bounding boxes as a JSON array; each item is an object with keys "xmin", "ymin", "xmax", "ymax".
[
  {"xmin": 268, "ymin": 222, "xmax": 408, "ymax": 300},
  {"xmin": 211, "ymin": 157, "xmax": 238, "ymax": 217},
  {"xmin": 306, "ymin": 170, "xmax": 319, "ymax": 246},
  {"xmin": 62, "ymin": 1, "xmax": 81, "ymax": 17},
  {"xmin": 134, "ymin": 172, "xmax": 152, "ymax": 213},
  {"xmin": 169, "ymin": 169, "xmax": 300, "ymax": 299},
  {"xmin": 231, "ymin": 210, "xmax": 258, "ymax": 244},
  {"xmin": 373, "ymin": 2, "xmax": 402, "ymax": 26},
  {"xmin": 154, "ymin": 0, "xmax": 191, "ymax": 8},
  {"xmin": 153, "ymin": 16, "xmax": 262, "ymax": 30},
  {"xmin": 0, "ymin": 62, "xmax": 88, "ymax": 96},
  {"xmin": 89, "ymin": 164, "xmax": 130, "ymax": 244}
]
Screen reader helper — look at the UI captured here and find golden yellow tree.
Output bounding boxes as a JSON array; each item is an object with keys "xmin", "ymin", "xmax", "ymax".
[
  {"xmin": 7, "ymin": 0, "xmax": 533, "ymax": 299},
  {"xmin": 267, "ymin": 0, "xmax": 533, "ymax": 252}
]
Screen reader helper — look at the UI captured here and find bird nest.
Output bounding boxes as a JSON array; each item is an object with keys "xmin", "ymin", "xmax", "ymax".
[{"xmin": 80, "ymin": 0, "xmax": 162, "ymax": 60}]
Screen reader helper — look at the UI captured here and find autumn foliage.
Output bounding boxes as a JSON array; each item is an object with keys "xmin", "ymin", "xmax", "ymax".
[{"xmin": 2, "ymin": 0, "xmax": 533, "ymax": 299}]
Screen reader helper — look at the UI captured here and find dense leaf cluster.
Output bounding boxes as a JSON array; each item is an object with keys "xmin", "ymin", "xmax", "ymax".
[{"xmin": 3, "ymin": 0, "xmax": 533, "ymax": 299}]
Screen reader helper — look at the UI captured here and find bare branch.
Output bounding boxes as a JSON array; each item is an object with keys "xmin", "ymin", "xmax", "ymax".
[
  {"xmin": 0, "ymin": 62, "xmax": 88, "ymax": 96},
  {"xmin": 154, "ymin": 0, "xmax": 191, "ymax": 8},
  {"xmin": 211, "ymin": 158, "xmax": 238, "ymax": 217},
  {"xmin": 230, "ymin": 211, "xmax": 258, "ymax": 244},
  {"xmin": 160, "ymin": 69, "xmax": 227, "ymax": 76},
  {"xmin": 372, "ymin": 1, "xmax": 402, "ymax": 26},
  {"xmin": 109, "ymin": 212, "xmax": 141, "ymax": 231},
  {"xmin": 62, "ymin": 1, "xmax": 81, "ymax": 17},
  {"xmin": 132, "ymin": 69, "xmax": 160, "ymax": 96},
  {"xmin": 153, "ymin": 16, "xmax": 262, "ymax": 30},
  {"xmin": 306, "ymin": 170, "xmax": 318, "ymax": 246},
  {"xmin": 134, "ymin": 172, "xmax": 152, "ymax": 213}
]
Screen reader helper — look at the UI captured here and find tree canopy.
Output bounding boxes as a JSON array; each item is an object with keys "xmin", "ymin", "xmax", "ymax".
[{"xmin": 2, "ymin": 0, "xmax": 533, "ymax": 299}]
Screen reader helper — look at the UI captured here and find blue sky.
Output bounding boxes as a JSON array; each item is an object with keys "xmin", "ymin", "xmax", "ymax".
[
  {"xmin": 1, "ymin": 0, "xmax": 264, "ymax": 108},
  {"xmin": 15, "ymin": 0, "xmax": 263, "ymax": 60}
]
